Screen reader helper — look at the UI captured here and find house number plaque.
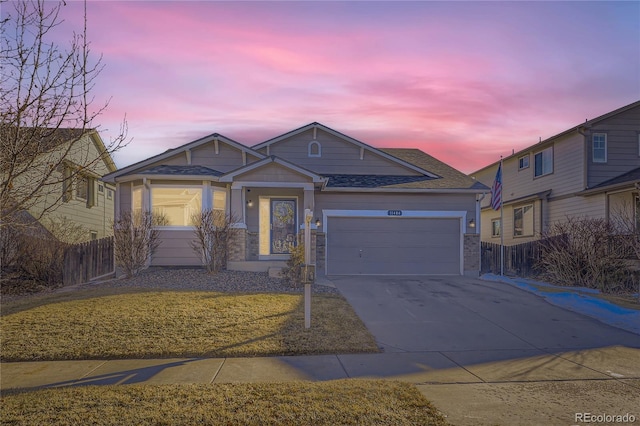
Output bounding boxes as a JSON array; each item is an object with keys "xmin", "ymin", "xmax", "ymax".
[{"xmin": 387, "ymin": 210, "xmax": 403, "ymax": 216}]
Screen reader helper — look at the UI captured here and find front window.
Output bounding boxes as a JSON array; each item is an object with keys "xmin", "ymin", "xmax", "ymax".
[
  {"xmin": 534, "ymin": 147, "xmax": 553, "ymax": 177},
  {"xmin": 592, "ymin": 133, "xmax": 607, "ymax": 163},
  {"xmin": 514, "ymin": 204, "xmax": 534, "ymax": 237},
  {"xmin": 132, "ymin": 187, "xmax": 143, "ymax": 216},
  {"xmin": 76, "ymin": 175, "xmax": 88, "ymax": 200},
  {"xmin": 151, "ymin": 187, "xmax": 202, "ymax": 226},
  {"xmin": 213, "ymin": 190, "xmax": 226, "ymax": 211},
  {"xmin": 518, "ymin": 155, "xmax": 529, "ymax": 170},
  {"xmin": 491, "ymin": 219, "xmax": 501, "ymax": 237}
]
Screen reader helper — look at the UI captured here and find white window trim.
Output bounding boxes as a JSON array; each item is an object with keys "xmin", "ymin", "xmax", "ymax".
[
  {"xmin": 592, "ymin": 133, "xmax": 607, "ymax": 163},
  {"xmin": 513, "ymin": 204, "xmax": 534, "ymax": 238},
  {"xmin": 308, "ymin": 140, "xmax": 321, "ymax": 157},
  {"xmin": 322, "ymin": 209, "xmax": 466, "ymax": 276},
  {"xmin": 491, "ymin": 218, "xmax": 501, "ymax": 237},
  {"xmin": 533, "ymin": 147, "xmax": 553, "ymax": 178}
]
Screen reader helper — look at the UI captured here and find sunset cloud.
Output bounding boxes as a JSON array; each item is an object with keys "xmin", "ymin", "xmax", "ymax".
[{"xmin": 30, "ymin": 0, "xmax": 639, "ymax": 173}]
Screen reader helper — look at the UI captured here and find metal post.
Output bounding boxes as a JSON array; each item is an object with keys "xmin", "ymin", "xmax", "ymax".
[{"xmin": 304, "ymin": 209, "xmax": 312, "ymax": 329}]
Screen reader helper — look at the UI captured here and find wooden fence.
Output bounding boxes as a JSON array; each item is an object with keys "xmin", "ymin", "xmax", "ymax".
[
  {"xmin": 481, "ymin": 240, "xmax": 543, "ymax": 277},
  {"xmin": 63, "ymin": 236, "xmax": 114, "ymax": 286}
]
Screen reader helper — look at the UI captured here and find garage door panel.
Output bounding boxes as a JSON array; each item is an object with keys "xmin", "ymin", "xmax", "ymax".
[{"xmin": 327, "ymin": 216, "xmax": 461, "ymax": 275}]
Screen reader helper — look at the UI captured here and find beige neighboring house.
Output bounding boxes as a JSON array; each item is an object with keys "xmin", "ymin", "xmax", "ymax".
[
  {"xmin": 11, "ymin": 128, "xmax": 117, "ymax": 242},
  {"xmin": 471, "ymin": 100, "xmax": 640, "ymax": 245},
  {"xmin": 103, "ymin": 122, "xmax": 488, "ymax": 277}
]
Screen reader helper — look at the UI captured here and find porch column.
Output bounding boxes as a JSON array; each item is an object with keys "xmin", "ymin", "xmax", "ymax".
[
  {"xmin": 230, "ymin": 187, "xmax": 245, "ymax": 224},
  {"xmin": 303, "ymin": 188, "xmax": 315, "ymax": 213}
]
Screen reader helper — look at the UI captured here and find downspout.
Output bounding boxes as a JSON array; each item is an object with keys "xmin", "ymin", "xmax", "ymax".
[
  {"xmin": 577, "ymin": 125, "xmax": 588, "ymax": 191},
  {"xmin": 476, "ymin": 192, "xmax": 486, "ymax": 276}
]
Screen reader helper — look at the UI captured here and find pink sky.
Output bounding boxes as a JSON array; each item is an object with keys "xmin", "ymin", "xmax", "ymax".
[{"xmin": 12, "ymin": 1, "xmax": 640, "ymax": 173}]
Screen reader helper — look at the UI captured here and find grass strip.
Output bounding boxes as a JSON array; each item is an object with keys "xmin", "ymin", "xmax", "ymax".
[
  {"xmin": 1, "ymin": 291, "xmax": 378, "ymax": 361},
  {"xmin": 0, "ymin": 381, "xmax": 448, "ymax": 425}
]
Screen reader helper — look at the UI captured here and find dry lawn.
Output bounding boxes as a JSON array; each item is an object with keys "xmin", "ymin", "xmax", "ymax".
[
  {"xmin": 0, "ymin": 381, "xmax": 448, "ymax": 426},
  {"xmin": 0, "ymin": 290, "xmax": 379, "ymax": 361}
]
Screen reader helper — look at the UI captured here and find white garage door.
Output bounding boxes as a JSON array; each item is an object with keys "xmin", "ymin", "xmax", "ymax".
[{"xmin": 327, "ymin": 217, "xmax": 461, "ymax": 275}]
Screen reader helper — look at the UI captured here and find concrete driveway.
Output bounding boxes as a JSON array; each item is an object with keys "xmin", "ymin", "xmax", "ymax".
[{"xmin": 331, "ymin": 275, "xmax": 640, "ymax": 354}]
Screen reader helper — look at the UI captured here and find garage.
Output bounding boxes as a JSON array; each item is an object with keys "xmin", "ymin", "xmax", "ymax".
[{"xmin": 326, "ymin": 215, "xmax": 462, "ymax": 275}]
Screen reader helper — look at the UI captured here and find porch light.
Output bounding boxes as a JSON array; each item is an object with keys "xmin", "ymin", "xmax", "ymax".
[
  {"xmin": 247, "ymin": 199, "xmax": 253, "ymax": 208},
  {"xmin": 468, "ymin": 218, "xmax": 475, "ymax": 228},
  {"xmin": 315, "ymin": 218, "xmax": 321, "ymax": 227}
]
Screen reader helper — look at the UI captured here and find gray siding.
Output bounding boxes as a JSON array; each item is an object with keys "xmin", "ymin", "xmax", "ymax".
[
  {"xmin": 152, "ymin": 229, "xmax": 201, "ymax": 266},
  {"xmin": 261, "ymin": 128, "xmax": 419, "ymax": 175},
  {"xmin": 316, "ymin": 192, "xmax": 475, "ymax": 220},
  {"xmin": 587, "ymin": 106, "xmax": 640, "ymax": 187}
]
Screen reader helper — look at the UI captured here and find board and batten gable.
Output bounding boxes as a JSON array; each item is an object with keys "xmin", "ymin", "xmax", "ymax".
[
  {"xmin": 587, "ymin": 105, "xmax": 640, "ymax": 188},
  {"xmin": 141, "ymin": 142, "xmax": 254, "ymax": 173},
  {"xmin": 232, "ymin": 162, "xmax": 315, "ymax": 183},
  {"xmin": 256, "ymin": 128, "xmax": 420, "ymax": 175}
]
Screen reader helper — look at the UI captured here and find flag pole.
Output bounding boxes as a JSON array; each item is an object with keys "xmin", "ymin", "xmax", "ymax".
[{"xmin": 499, "ymin": 156, "xmax": 504, "ymax": 276}]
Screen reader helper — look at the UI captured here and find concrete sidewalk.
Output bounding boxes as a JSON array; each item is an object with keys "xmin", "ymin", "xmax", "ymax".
[{"xmin": 2, "ymin": 346, "xmax": 639, "ymax": 391}]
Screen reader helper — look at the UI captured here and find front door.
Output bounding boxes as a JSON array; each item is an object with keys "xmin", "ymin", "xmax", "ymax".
[{"xmin": 270, "ymin": 199, "xmax": 297, "ymax": 254}]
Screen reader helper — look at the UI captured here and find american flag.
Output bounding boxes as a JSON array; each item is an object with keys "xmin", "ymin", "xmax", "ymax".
[{"xmin": 490, "ymin": 163, "xmax": 502, "ymax": 210}]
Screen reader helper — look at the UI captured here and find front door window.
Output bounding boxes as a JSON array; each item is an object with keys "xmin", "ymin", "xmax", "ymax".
[{"xmin": 271, "ymin": 199, "xmax": 296, "ymax": 254}]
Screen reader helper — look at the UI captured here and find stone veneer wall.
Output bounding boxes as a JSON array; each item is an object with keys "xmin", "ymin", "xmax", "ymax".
[
  {"xmin": 463, "ymin": 233, "xmax": 480, "ymax": 276},
  {"xmin": 247, "ymin": 232, "xmax": 259, "ymax": 261},
  {"xmin": 315, "ymin": 232, "xmax": 326, "ymax": 274},
  {"xmin": 228, "ymin": 228, "xmax": 247, "ymax": 262}
]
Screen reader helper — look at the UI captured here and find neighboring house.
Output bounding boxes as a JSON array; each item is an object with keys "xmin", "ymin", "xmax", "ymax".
[
  {"xmin": 471, "ymin": 100, "xmax": 640, "ymax": 245},
  {"xmin": 6, "ymin": 128, "xmax": 117, "ymax": 242},
  {"xmin": 103, "ymin": 123, "xmax": 488, "ymax": 276}
]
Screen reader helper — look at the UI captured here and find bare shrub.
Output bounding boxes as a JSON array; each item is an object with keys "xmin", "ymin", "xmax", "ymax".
[
  {"xmin": 610, "ymin": 199, "xmax": 640, "ymax": 301},
  {"xmin": 191, "ymin": 210, "xmax": 238, "ymax": 274},
  {"xmin": 281, "ymin": 236, "xmax": 305, "ymax": 287},
  {"xmin": 538, "ymin": 217, "xmax": 631, "ymax": 293},
  {"xmin": 0, "ymin": 216, "xmax": 89, "ymax": 294},
  {"xmin": 113, "ymin": 211, "xmax": 162, "ymax": 278}
]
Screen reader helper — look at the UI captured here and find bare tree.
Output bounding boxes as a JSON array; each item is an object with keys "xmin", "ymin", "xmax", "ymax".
[
  {"xmin": 113, "ymin": 211, "xmax": 162, "ymax": 278},
  {"xmin": 191, "ymin": 210, "xmax": 239, "ymax": 274},
  {"xmin": 1, "ymin": 0, "xmax": 127, "ymax": 230}
]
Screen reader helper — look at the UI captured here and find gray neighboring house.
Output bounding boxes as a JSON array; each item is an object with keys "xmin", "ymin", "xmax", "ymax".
[
  {"xmin": 471, "ymin": 100, "xmax": 640, "ymax": 245},
  {"xmin": 103, "ymin": 123, "xmax": 488, "ymax": 276}
]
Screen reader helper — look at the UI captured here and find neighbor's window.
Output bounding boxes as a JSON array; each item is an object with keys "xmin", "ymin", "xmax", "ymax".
[
  {"xmin": 308, "ymin": 140, "xmax": 321, "ymax": 157},
  {"xmin": 151, "ymin": 187, "xmax": 202, "ymax": 226},
  {"xmin": 76, "ymin": 175, "xmax": 88, "ymax": 200},
  {"xmin": 107, "ymin": 189, "xmax": 113, "ymax": 200},
  {"xmin": 514, "ymin": 204, "xmax": 534, "ymax": 237},
  {"xmin": 518, "ymin": 155, "xmax": 529, "ymax": 170},
  {"xmin": 90, "ymin": 231, "xmax": 98, "ymax": 240},
  {"xmin": 491, "ymin": 219, "xmax": 501, "ymax": 237},
  {"xmin": 592, "ymin": 133, "xmax": 607, "ymax": 163},
  {"xmin": 534, "ymin": 147, "xmax": 553, "ymax": 177}
]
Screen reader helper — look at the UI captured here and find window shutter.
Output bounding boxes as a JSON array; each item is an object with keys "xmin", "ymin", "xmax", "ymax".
[
  {"xmin": 86, "ymin": 177, "xmax": 96, "ymax": 208},
  {"xmin": 62, "ymin": 166, "xmax": 72, "ymax": 202}
]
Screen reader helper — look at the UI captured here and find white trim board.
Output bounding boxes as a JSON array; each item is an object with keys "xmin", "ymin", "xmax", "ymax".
[{"xmin": 322, "ymin": 209, "xmax": 466, "ymax": 276}]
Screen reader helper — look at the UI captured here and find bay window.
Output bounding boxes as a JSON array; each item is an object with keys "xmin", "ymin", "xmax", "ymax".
[{"xmin": 151, "ymin": 187, "xmax": 202, "ymax": 227}]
